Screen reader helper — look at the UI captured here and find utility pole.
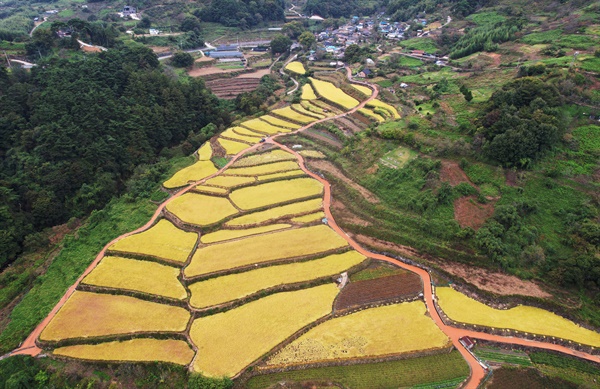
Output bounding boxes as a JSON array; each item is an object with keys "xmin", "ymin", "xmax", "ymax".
[{"xmin": 3, "ymin": 50, "xmax": 11, "ymax": 68}]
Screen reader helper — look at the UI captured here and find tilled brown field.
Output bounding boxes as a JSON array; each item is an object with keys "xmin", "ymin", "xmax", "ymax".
[
  {"xmin": 335, "ymin": 272, "xmax": 422, "ymax": 310},
  {"xmin": 206, "ymin": 78, "xmax": 261, "ymax": 99}
]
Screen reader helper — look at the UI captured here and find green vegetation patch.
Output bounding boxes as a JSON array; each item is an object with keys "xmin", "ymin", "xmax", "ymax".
[
  {"xmin": 351, "ymin": 264, "xmax": 407, "ymax": 281},
  {"xmin": 400, "ymin": 37, "xmax": 439, "ymax": 53},
  {"xmin": 398, "ymin": 68, "xmax": 460, "ymax": 85},
  {"xmin": 467, "ymin": 11, "xmax": 507, "ymax": 25},
  {"xmin": 474, "ymin": 347, "xmax": 532, "ymax": 366},
  {"xmin": 397, "ymin": 56, "xmax": 424, "ymax": 67},
  {"xmin": 521, "ymin": 29, "xmax": 598, "ymax": 49},
  {"xmin": 379, "ymin": 146, "xmax": 418, "ymax": 169},
  {"xmin": 247, "ymin": 351, "xmax": 469, "ymax": 389},
  {"xmin": 572, "ymin": 125, "xmax": 600, "ymax": 153},
  {"xmin": 581, "ymin": 57, "xmax": 600, "ymax": 72}
]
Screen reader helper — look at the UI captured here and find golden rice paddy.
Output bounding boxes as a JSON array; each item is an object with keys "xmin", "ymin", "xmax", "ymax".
[
  {"xmin": 220, "ymin": 128, "xmax": 259, "ymax": 144},
  {"xmin": 40, "ymin": 291, "xmax": 190, "ymax": 341},
  {"xmin": 54, "ymin": 339, "xmax": 194, "ymax": 365},
  {"xmin": 260, "ymin": 115, "xmax": 301, "ymax": 129},
  {"xmin": 351, "ymin": 84, "xmax": 373, "ymax": 96},
  {"xmin": 204, "ymin": 175, "xmax": 255, "ymax": 188},
  {"xmin": 189, "ymin": 284, "xmax": 339, "ymax": 377},
  {"xmin": 225, "ymin": 160, "xmax": 300, "ymax": 176},
  {"xmin": 267, "ymin": 302, "xmax": 450, "ymax": 366},
  {"xmin": 256, "ymin": 170, "xmax": 305, "ymax": 181},
  {"xmin": 200, "ymin": 223, "xmax": 291, "ymax": 244},
  {"xmin": 298, "ymin": 150, "xmax": 326, "ymax": 159},
  {"xmin": 301, "ymin": 100, "xmax": 323, "ymax": 113},
  {"xmin": 108, "ymin": 219, "xmax": 197, "ymax": 263},
  {"xmin": 163, "ymin": 160, "xmax": 218, "ymax": 189},
  {"xmin": 81, "ymin": 256, "xmax": 187, "ymax": 300},
  {"xmin": 232, "ymin": 149, "xmax": 296, "ymax": 167},
  {"xmin": 292, "ymin": 104, "xmax": 323, "ymax": 119},
  {"xmin": 291, "ymin": 211, "xmax": 325, "ymax": 223},
  {"xmin": 437, "ymin": 287, "xmax": 600, "ymax": 347},
  {"xmin": 188, "ymin": 251, "xmax": 365, "ymax": 308},
  {"xmin": 271, "ymin": 107, "xmax": 315, "ymax": 124},
  {"xmin": 193, "ymin": 185, "xmax": 228, "ymax": 195},
  {"xmin": 367, "ymin": 99, "xmax": 401, "ymax": 119},
  {"xmin": 285, "ymin": 61, "xmax": 307, "ymax": 75},
  {"xmin": 166, "ymin": 193, "xmax": 238, "ymax": 226},
  {"xmin": 226, "ymin": 198, "xmax": 322, "ymax": 226},
  {"xmin": 229, "ymin": 177, "xmax": 322, "ymax": 210},
  {"xmin": 301, "ymin": 84, "xmax": 317, "ymax": 100},
  {"xmin": 359, "ymin": 108, "xmax": 385, "ymax": 122},
  {"xmin": 231, "ymin": 126, "xmax": 264, "ymax": 138},
  {"xmin": 218, "ymin": 138, "xmax": 251, "ymax": 155},
  {"xmin": 242, "ymin": 118, "xmax": 292, "ymax": 135},
  {"xmin": 309, "ymin": 78, "xmax": 359, "ymax": 109},
  {"xmin": 185, "ymin": 224, "xmax": 348, "ymax": 276},
  {"xmin": 197, "ymin": 142, "xmax": 213, "ymax": 161}
]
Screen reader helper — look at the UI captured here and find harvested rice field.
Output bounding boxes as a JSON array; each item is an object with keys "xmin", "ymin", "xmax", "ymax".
[
  {"xmin": 200, "ymin": 223, "xmax": 291, "ymax": 244},
  {"xmin": 218, "ymin": 138, "xmax": 251, "ymax": 155},
  {"xmin": 163, "ymin": 160, "xmax": 218, "ymax": 189},
  {"xmin": 232, "ymin": 149, "xmax": 296, "ymax": 167},
  {"xmin": 309, "ymin": 78, "xmax": 359, "ymax": 109},
  {"xmin": 185, "ymin": 225, "xmax": 348, "ymax": 276},
  {"xmin": 189, "ymin": 284, "xmax": 340, "ymax": 377},
  {"xmin": 437, "ymin": 287, "xmax": 600, "ymax": 347},
  {"xmin": 242, "ymin": 118, "xmax": 292, "ymax": 135},
  {"xmin": 301, "ymin": 84, "xmax": 318, "ymax": 100},
  {"xmin": 220, "ymin": 128, "xmax": 260, "ymax": 143},
  {"xmin": 299, "ymin": 150, "xmax": 326, "ymax": 159},
  {"xmin": 291, "ymin": 211, "xmax": 325, "ymax": 223},
  {"xmin": 81, "ymin": 256, "xmax": 187, "ymax": 300},
  {"xmin": 166, "ymin": 193, "xmax": 238, "ymax": 226},
  {"xmin": 271, "ymin": 107, "xmax": 315, "ymax": 124},
  {"xmin": 108, "ymin": 219, "xmax": 197, "ymax": 263},
  {"xmin": 256, "ymin": 170, "xmax": 305, "ymax": 181},
  {"xmin": 229, "ymin": 177, "xmax": 323, "ymax": 210},
  {"xmin": 204, "ymin": 175, "xmax": 255, "ymax": 188},
  {"xmin": 351, "ymin": 83, "xmax": 373, "ymax": 96},
  {"xmin": 226, "ymin": 198, "xmax": 322, "ymax": 226},
  {"xmin": 267, "ymin": 302, "xmax": 450, "ymax": 366},
  {"xmin": 193, "ymin": 185, "xmax": 228, "ymax": 195},
  {"xmin": 188, "ymin": 251, "xmax": 366, "ymax": 308},
  {"xmin": 285, "ymin": 61, "xmax": 306, "ymax": 75},
  {"xmin": 366, "ymin": 99, "xmax": 401, "ymax": 119},
  {"xmin": 260, "ymin": 115, "xmax": 301, "ymax": 129},
  {"xmin": 40, "ymin": 291, "xmax": 190, "ymax": 341},
  {"xmin": 225, "ymin": 160, "xmax": 300, "ymax": 176},
  {"xmin": 53, "ymin": 339, "xmax": 194, "ymax": 365},
  {"xmin": 197, "ymin": 142, "xmax": 213, "ymax": 161}
]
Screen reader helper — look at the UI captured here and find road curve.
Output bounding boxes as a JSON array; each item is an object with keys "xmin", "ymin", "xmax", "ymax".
[{"xmin": 9, "ymin": 67, "xmax": 599, "ymax": 389}]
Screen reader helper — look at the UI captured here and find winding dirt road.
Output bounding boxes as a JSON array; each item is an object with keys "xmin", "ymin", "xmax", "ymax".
[{"xmin": 8, "ymin": 67, "xmax": 600, "ymax": 389}]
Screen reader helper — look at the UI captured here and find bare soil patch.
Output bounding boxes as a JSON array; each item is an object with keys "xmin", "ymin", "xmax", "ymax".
[
  {"xmin": 330, "ymin": 199, "xmax": 371, "ymax": 227},
  {"xmin": 302, "ymin": 129, "xmax": 343, "ymax": 149},
  {"xmin": 188, "ymin": 67, "xmax": 243, "ymax": 77},
  {"xmin": 310, "ymin": 160, "xmax": 379, "ymax": 204},
  {"xmin": 454, "ymin": 195, "xmax": 495, "ymax": 230},
  {"xmin": 239, "ymin": 68, "xmax": 270, "ymax": 79},
  {"xmin": 440, "ymin": 160, "xmax": 473, "ymax": 186},
  {"xmin": 335, "ymin": 272, "xmax": 422, "ymax": 311}
]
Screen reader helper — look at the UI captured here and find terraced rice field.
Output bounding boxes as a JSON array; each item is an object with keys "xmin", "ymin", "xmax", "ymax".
[
  {"xmin": 108, "ymin": 219, "xmax": 197, "ymax": 263},
  {"xmin": 218, "ymin": 138, "xmax": 251, "ymax": 155},
  {"xmin": 267, "ymin": 302, "xmax": 450, "ymax": 366},
  {"xmin": 292, "ymin": 103, "xmax": 323, "ymax": 119},
  {"xmin": 166, "ymin": 193, "xmax": 238, "ymax": 226},
  {"xmin": 271, "ymin": 107, "xmax": 316, "ymax": 124},
  {"xmin": 359, "ymin": 108, "xmax": 385, "ymax": 122},
  {"xmin": 40, "ymin": 291, "xmax": 190, "ymax": 341},
  {"xmin": 193, "ymin": 185, "xmax": 228, "ymax": 195},
  {"xmin": 309, "ymin": 77, "xmax": 359, "ymax": 109},
  {"xmin": 291, "ymin": 211, "xmax": 325, "ymax": 223},
  {"xmin": 53, "ymin": 339, "xmax": 194, "ymax": 365},
  {"xmin": 260, "ymin": 115, "xmax": 302, "ymax": 129},
  {"xmin": 231, "ymin": 126, "xmax": 264, "ymax": 138},
  {"xmin": 226, "ymin": 198, "xmax": 322, "ymax": 226},
  {"xmin": 437, "ymin": 287, "xmax": 600, "ymax": 347},
  {"xmin": 285, "ymin": 61, "xmax": 307, "ymax": 75},
  {"xmin": 301, "ymin": 84, "xmax": 317, "ymax": 100},
  {"xmin": 81, "ymin": 256, "xmax": 187, "ymax": 300},
  {"xmin": 220, "ymin": 128, "xmax": 260, "ymax": 143},
  {"xmin": 163, "ymin": 160, "xmax": 218, "ymax": 189},
  {"xmin": 229, "ymin": 177, "xmax": 323, "ymax": 210},
  {"xmin": 351, "ymin": 84, "xmax": 373, "ymax": 96},
  {"xmin": 232, "ymin": 149, "xmax": 296, "ymax": 167},
  {"xmin": 256, "ymin": 170, "xmax": 305, "ymax": 181},
  {"xmin": 197, "ymin": 142, "xmax": 213, "ymax": 160},
  {"xmin": 242, "ymin": 118, "xmax": 292, "ymax": 134},
  {"xmin": 225, "ymin": 160, "xmax": 300, "ymax": 176},
  {"xmin": 204, "ymin": 175, "xmax": 255, "ymax": 188},
  {"xmin": 188, "ymin": 251, "xmax": 365, "ymax": 308},
  {"xmin": 185, "ymin": 225, "xmax": 348, "ymax": 276},
  {"xmin": 366, "ymin": 99, "xmax": 401, "ymax": 119},
  {"xmin": 200, "ymin": 223, "xmax": 291, "ymax": 244},
  {"xmin": 189, "ymin": 284, "xmax": 340, "ymax": 377},
  {"xmin": 298, "ymin": 150, "xmax": 326, "ymax": 159}
]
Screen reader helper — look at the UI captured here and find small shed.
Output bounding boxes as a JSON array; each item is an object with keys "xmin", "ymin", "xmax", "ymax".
[
  {"xmin": 357, "ymin": 68, "xmax": 372, "ymax": 78},
  {"xmin": 459, "ymin": 336, "xmax": 475, "ymax": 350}
]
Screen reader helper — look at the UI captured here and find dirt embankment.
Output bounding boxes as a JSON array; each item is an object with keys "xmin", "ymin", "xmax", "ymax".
[{"xmin": 309, "ymin": 160, "xmax": 379, "ymax": 204}]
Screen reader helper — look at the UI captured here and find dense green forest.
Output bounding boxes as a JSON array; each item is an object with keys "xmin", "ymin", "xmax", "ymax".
[
  {"xmin": 0, "ymin": 45, "xmax": 230, "ymax": 268},
  {"xmin": 195, "ymin": 0, "xmax": 286, "ymax": 28}
]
